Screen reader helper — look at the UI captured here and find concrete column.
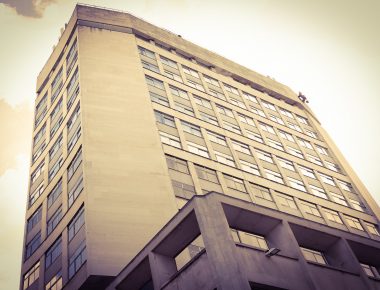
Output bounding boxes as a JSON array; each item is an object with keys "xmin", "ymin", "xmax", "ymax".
[
  {"xmin": 193, "ymin": 195, "xmax": 251, "ymax": 290},
  {"xmin": 148, "ymin": 252, "xmax": 177, "ymax": 289}
]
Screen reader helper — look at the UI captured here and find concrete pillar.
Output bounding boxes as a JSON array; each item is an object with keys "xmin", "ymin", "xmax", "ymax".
[
  {"xmin": 148, "ymin": 252, "xmax": 177, "ymax": 289},
  {"xmin": 193, "ymin": 195, "xmax": 251, "ymax": 290}
]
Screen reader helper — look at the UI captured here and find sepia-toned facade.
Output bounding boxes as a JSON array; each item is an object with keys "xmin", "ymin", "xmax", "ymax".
[{"xmin": 21, "ymin": 4, "xmax": 380, "ymax": 290}]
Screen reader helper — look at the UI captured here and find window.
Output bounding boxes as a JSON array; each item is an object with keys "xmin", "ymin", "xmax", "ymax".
[
  {"xmin": 138, "ymin": 46, "xmax": 155, "ymax": 59},
  {"xmin": 160, "ymin": 56, "xmax": 177, "ymax": 68},
  {"xmin": 68, "ymin": 241, "xmax": 86, "ymax": 279},
  {"xmin": 276, "ymin": 157, "xmax": 295, "ymax": 171},
  {"xmin": 250, "ymin": 106, "xmax": 266, "ymax": 118},
  {"xmin": 301, "ymin": 247, "xmax": 327, "ymax": 264},
  {"xmin": 240, "ymin": 160, "xmax": 260, "ymax": 176},
  {"xmin": 170, "ymin": 85, "xmax": 189, "ymax": 99},
  {"xmin": 32, "ymin": 142, "xmax": 46, "ymax": 164},
  {"xmin": 67, "ymin": 83, "xmax": 79, "ymax": 110},
  {"xmin": 149, "ymin": 92, "xmax": 169, "ymax": 107},
  {"xmin": 45, "ymin": 271, "xmax": 62, "ymax": 290},
  {"xmin": 279, "ymin": 130, "xmax": 295, "ymax": 142},
  {"xmin": 45, "ymin": 237, "xmax": 62, "ymax": 268},
  {"xmin": 230, "ymin": 98, "xmax": 246, "ymax": 109},
  {"xmin": 174, "ymin": 235, "xmax": 204, "ymax": 270},
  {"xmin": 365, "ymin": 223, "xmax": 380, "ymax": 236},
  {"xmin": 325, "ymin": 161, "xmax": 340, "ymax": 173},
  {"xmin": 261, "ymin": 101, "xmax": 276, "ymax": 111},
  {"xmin": 255, "ymin": 149, "xmax": 273, "ymax": 163},
  {"xmin": 49, "ymin": 157, "xmax": 63, "ymax": 182},
  {"xmin": 68, "ymin": 175, "xmax": 83, "ymax": 208},
  {"xmin": 31, "ymin": 161, "xmax": 44, "ymax": 184},
  {"xmin": 338, "ymin": 180, "xmax": 354, "ymax": 193},
  {"xmin": 309, "ymin": 185, "xmax": 328, "ymax": 199},
  {"xmin": 207, "ymin": 130, "xmax": 227, "ymax": 146},
  {"xmin": 68, "ymin": 207, "xmax": 85, "ymax": 241},
  {"xmin": 68, "ymin": 126, "xmax": 81, "ymax": 153},
  {"xmin": 360, "ymin": 263, "xmax": 378, "ymax": 278},
  {"xmin": 25, "ymin": 232, "xmax": 41, "ymax": 259},
  {"xmin": 231, "ymin": 140, "xmax": 251, "ymax": 155},
  {"xmin": 47, "ymin": 207, "xmax": 62, "ymax": 236},
  {"xmin": 324, "ymin": 208, "xmax": 343, "ymax": 224},
  {"xmin": 307, "ymin": 154, "xmax": 323, "ymax": 166},
  {"xmin": 215, "ymin": 151, "xmax": 235, "ymax": 167},
  {"xmin": 29, "ymin": 183, "xmax": 44, "ymax": 207},
  {"xmin": 243, "ymin": 92, "xmax": 258, "ymax": 103},
  {"xmin": 67, "ymin": 104, "xmax": 80, "ymax": 131},
  {"xmin": 265, "ymin": 169, "xmax": 284, "ymax": 184},
  {"xmin": 223, "ymin": 83, "xmax": 239, "ymax": 95},
  {"xmin": 316, "ymin": 146, "xmax": 329, "ymax": 156},
  {"xmin": 166, "ymin": 155, "xmax": 189, "ymax": 174},
  {"xmin": 142, "ymin": 60, "xmax": 160, "ymax": 73},
  {"xmin": 67, "ymin": 68, "xmax": 79, "ymax": 100},
  {"xmin": 223, "ymin": 121, "xmax": 241, "ymax": 134},
  {"xmin": 259, "ymin": 122, "xmax": 276, "ymax": 135},
  {"xmin": 231, "ymin": 229, "xmax": 268, "ymax": 250},
  {"xmin": 277, "ymin": 193, "xmax": 297, "ymax": 209},
  {"xmin": 181, "ymin": 121, "xmax": 201, "ymax": 137},
  {"xmin": 203, "ymin": 75, "xmax": 220, "ymax": 87},
  {"xmin": 269, "ymin": 114, "xmax": 285, "ymax": 125},
  {"xmin": 36, "ymin": 94, "xmax": 47, "ymax": 115},
  {"xmin": 195, "ymin": 165, "xmax": 219, "ymax": 183},
  {"xmin": 35, "ymin": 107, "xmax": 47, "ymax": 128},
  {"xmin": 49, "ymin": 134, "xmax": 63, "ymax": 159},
  {"xmin": 182, "ymin": 66, "xmax": 199, "ymax": 78},
  {"xmin": 345, "ymin": 216, "xmax": 364, "ymax": 231},
  {"xmin": 349, "ymin": 198, "xmax": 366, "ymax": 212},
  {"xmin": 50, "ymin": 98, "xmax": 62, "ymax": 120},
  {"xmin": 187, "ymin": 141, "xmax": 209, "ymax": 158},
  {"xmin": 154, "ymin": 111, "xmax": 176, "ymax": 127},
  {"xmin": 288, "ymin": 177, "xmax": 307, "ymax": 192},
  {"xmin": 67, "ymin": 148, "xmax": 82, "ymax": 180},
  {"xmin": 174, "ymin": 102, "xmax": 194, "ymax": 116},
  {"xmin": 216, "ymin": 105, "xmax": 234, "ymax": 117},
  {"xmin": 251, "ymin": 184, "xmax": 272, "ymax": 200},
  {"xmin": 298, "ymin": 138, "xmax": 313, "ymax": 149},
  {"xmin": 50, "ymin": 116, "xmax": 63, "ymax": 138},
  {"xmin": 187, "ymin": 80, "xmax": 205, "ymax": 91},
  {"xmin": 209, "ymin": 89, "xmax": 226, "ymax": 100},
  {"xmin": 193, "ymin": 96, "xmax": 212, "ymax": 109},
  {"xmin": 172, "ymin": 180, "xmax": 196, "ymax": 199},
  {"xmin": 305, "ymin": 129, "xmax": 318, "ymax": 139},
  {"xmin": 287, "ymin": 122, "xmax": 302, "ymax": 132},
  {"xmin": 267, "ymin": 139, "xmax": 284, "ymax": 151},
  {"xmin": 298, "ymin": 166, "xmax": 316, "ymax": 179},
  {"xmin": 238, "ymin": 114, "xmax": 255, "ymax": 126},
  {"xmin": 245, "ymin": 130, "xmax": 263, "ymax": 143},
  {"xmin": 330, "ymin": 192, "xmax": 348, "ymax": 206},
  {"xmin": 47, "ymin": 179, "xmax": 62, "ymax": 208},
  {"xmin": 164, "ymin": 70, "xmax": 183, "ymax": 82},
  {"xmin": 296, "ymin": 115, "xmax": 309, "ymax": 125},
  {"xmin": 27, "ymin": 207, "xmax": 42, "ymax": 233},
  {"xmin": 34, "ymin": 124, "xmax": 46, "ymax": 145},
  {"xmin": 159, "ymin": 131, "xmax": 181, "ymax": 148},
  {"xmin": 224, "ymin": 174, "xmax": 246, "ymax": 192},
  {"xmin": 319, "ymin": 173, "xmax": 335, "ymax": 186},
  {"xmin": 51, "ymin": 69, "xmax": 63, "ymax": 103},
  {"xmin": 300, "ymin": 201, "xmax": 321, "ymax": 217},
  {"xmin": 200, "ymin": 112, "xmax": 218, "ymax": 125},
  {"xmin": 66, "ymin": 40, "xmax": 78, "ymax": 75},
  {"xmin": 23, "ymin": 262, "xmax": 40, "ymax": 290},
  {"xmin": 145, "ymin": 75, "xmax": 164, "ymax": 90},
  {"xmin": 279, "ymin": 108, "xmax": 294, "ymax": 118}
]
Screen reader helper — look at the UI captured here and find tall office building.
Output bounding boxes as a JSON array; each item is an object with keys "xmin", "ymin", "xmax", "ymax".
[{"xmin": 21, "ymin": 4, "xmax": 380, "ymax": 290}]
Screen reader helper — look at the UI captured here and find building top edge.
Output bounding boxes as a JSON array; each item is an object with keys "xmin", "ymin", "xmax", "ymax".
[{"xmin": 36, "ymin": 3, "xmax": 303, "ymax": 106}]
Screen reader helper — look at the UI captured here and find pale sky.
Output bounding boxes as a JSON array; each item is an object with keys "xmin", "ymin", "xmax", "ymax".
[{"xmin": 0, "ymin": 0, "xmax": 379, "ymax": 288}]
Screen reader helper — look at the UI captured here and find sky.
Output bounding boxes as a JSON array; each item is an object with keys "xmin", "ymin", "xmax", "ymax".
[{"xmin": 0, "ymin": 0, "xmax": 379, "ymax": 288}]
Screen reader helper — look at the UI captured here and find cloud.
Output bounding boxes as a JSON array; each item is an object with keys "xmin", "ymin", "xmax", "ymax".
[
  {"xmin": 0, "ymin": 99, "xmax": 33, "ymax": 175},
  {"xmin": 0, "ymin": 0, "xmax": 56, "ymax": 18}
]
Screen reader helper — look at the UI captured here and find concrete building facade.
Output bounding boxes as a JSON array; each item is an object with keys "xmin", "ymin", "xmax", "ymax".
[{"xmin": 21, "ymin": 4, "xmax": 380, "ymax": 290}]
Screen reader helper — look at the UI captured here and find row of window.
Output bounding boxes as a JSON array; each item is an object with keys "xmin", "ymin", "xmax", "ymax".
[
  {"xmin": 165, "ymin": 155, "xmax": 379, "ymax": 238},
  {"xmin": 23, "ymin": 207, "xmax": 86, "ymax": 290}
]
